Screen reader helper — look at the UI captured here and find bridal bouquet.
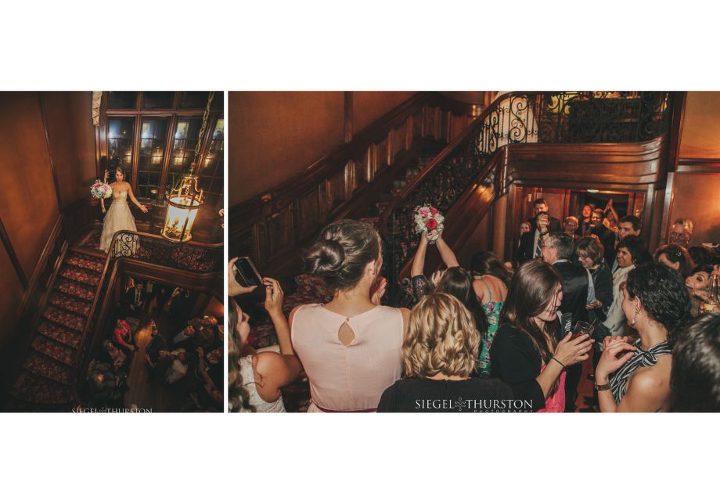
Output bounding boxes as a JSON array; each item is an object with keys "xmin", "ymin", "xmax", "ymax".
[
  {"xmin": 414, "ymin": 203, "xmax": 445, "ymax": 243},
  {"xmin": 90, "ymin": 180, "xmax": 112, "ymax": 199}
]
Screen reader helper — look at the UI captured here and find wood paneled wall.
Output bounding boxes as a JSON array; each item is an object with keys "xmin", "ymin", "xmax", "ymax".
[
  {"xmin": 0, "ymin": 245, "xmax": 24, "ymax": 349},
  {"xmin": 232, "ymin": 94, "xmax": 474, "ymax": 277},
  {"xmin": 679, "ymin": 92, "xmax": 720, "ymax": 159},
  {"xmin": 353, "ymin": 92, "xmax": 416, "ymax": 133},
  {"xmin": 42, "ymin": 92, "xmax": 97, "ymax": 207},
  {"xmin": 0, "ymin": 92, "xmax": 96, "ymax": 347},
  {"xmin": 229, "ymin": 92, "xmax": 346, "ymax": 206},
  {"xmin": 664, "ymin": 161, "xmax": 720, "ymax": 244},
  {"xmin": 0, "ymin": 93, "xmax": 61, "ymax": 278},
  {"xmin": 229, "ymin": 91, "xmax": 423, "ymax": 206}
]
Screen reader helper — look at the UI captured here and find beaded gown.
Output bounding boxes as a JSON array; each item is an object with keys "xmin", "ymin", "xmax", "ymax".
[{"xmin": 100, "ymin": 190, "xmax": 137, "ymax": 253}]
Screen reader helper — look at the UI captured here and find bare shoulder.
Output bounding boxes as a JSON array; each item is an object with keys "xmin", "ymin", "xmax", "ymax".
[
  {"xmin": 254, "ymin": 351, "xmax": 285, "ymax": 375},
  {"xmin": 254, "ymin": 351, "xmax": 300, "ymax": 389},
  {"xmin": 629, "ymin": 357, "xmax": 671, "ymax": 394},
  {"xmin": 471, "ymin": 277, "xmax": 488, "ymax": 299}
]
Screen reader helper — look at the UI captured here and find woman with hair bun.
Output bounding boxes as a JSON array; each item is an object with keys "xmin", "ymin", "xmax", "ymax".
[{"xmin": 291, "ymin": 219, "xmax": 410, "ymax": 412}]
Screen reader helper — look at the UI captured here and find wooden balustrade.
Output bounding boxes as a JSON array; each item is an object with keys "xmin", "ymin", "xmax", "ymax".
[{"xmin": 230, "ymin": 92, "xmax": 475, "ymax": 277}]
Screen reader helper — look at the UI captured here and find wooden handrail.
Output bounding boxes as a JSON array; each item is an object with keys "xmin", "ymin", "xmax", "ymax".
[
  {"xmin": 379, "ymin": 117, "xmax": 486, "ymax": 234},
  {"xmin": 232, "ymin": 92, "xmax": 474, "ymax": 225},
  {"xmin": 19, "ymin": 214, "xmax": 64, "ymax": 315}
]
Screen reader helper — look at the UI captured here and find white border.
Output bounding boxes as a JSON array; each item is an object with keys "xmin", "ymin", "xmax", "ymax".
[{"xmin": 1, "ymin": 1, "xmax": 718, "ymax": 502}]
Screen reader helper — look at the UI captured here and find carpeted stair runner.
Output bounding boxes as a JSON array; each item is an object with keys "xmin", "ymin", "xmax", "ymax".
[{"xmin": 7, "ymin": 249, "xmax": 105, "ymax": 410}]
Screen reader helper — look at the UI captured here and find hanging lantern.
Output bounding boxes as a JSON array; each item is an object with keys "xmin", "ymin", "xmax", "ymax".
[
  {"xmin": 162, "ymin": 173, "xmax": 204, "ymax": 242},
  {"xmin": 162, "ymin": 91, "xmax": 214, "ymax": 243}
]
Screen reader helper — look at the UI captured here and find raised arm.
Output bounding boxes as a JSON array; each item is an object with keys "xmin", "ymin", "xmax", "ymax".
[
  {"xmin": 263, "ymin": 278, "xmax": 294, "ymax": 356},
  {"xmin": 605, "ymin": 199, "xmax": 619, "ymax": 223},
  {"xmin": 411, "ymin": 233, "xmax": 429, "ymax": 277},
  {"xmin": 436, "ymin": 236, "xmax": 460, "ymax": 268}
]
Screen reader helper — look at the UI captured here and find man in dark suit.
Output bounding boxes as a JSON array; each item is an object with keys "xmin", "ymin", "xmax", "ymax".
[
  {"xmin": 529, "ymin": 198, "xmax": 562, "ymax": 233},
  {"xmin": 589, "ymin": 208, "xmax": 616, "ymax": 267},
  {"xmin": 125, "ymin": 278, "xmax": 145, "ymax": 316},
  {"xmin": 517, "ymin": 212, "xmax": 552, "ymax": 264},
  {"xmin": 541, "ymin": 232, "xmax": 591, "ymax": 412}
]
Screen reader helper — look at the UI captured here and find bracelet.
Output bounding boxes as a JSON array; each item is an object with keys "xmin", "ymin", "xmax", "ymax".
[
  {"xmin": 594, "ymin": 381, "xmax": 611, "ymax": 391},
  {"xmin": 551, "ymin": 355, "xmax": 566, "ymax": 369}
]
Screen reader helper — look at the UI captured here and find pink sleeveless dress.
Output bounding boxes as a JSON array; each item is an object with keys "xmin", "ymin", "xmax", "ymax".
[
  {"xmin": 291, "ymin": 304, "xmax": 404, "ymax": 412},
  {"xmin": 537, "ymin": 364, "xmax": 566, "ymax": 413}
]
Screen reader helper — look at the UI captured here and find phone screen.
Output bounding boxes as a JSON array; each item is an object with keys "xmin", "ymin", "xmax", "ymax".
[{"xmin": 235, "ymin": 257, "xmax": 263, "ymax": 287}]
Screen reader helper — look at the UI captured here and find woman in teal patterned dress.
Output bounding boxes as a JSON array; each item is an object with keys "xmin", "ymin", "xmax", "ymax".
[{"xmin": 470, "ymin": 251, "xmax": 511, "ymax": 376}]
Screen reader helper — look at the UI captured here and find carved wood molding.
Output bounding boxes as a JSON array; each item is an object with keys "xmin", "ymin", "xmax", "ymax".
[
  {"xmin": 676, "ymin": 158, "xmax": 720, "ymax": 172},
  {"xmin": 505, "ymin": 137, "xmax": 666, "ymax": 187}
]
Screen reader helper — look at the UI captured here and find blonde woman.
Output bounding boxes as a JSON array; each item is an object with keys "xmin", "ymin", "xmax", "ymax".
[{"xmin": 377, "ymin": 293, "xmax": 513, "ymax": 412}]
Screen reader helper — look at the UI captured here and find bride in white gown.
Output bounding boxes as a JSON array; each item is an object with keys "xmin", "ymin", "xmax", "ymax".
[{"xmin": 99, "ymin": 166, "xmax": 149, "ymax": 252}]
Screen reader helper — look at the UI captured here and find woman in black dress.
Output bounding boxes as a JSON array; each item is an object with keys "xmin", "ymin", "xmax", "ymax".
[
  {"xmin": 490, "ymin": 260, "xmax": 593, "ymax": 412},
  {"xmin": 377, "ymin": 293, "xmax": 513, "ymax": 413}
]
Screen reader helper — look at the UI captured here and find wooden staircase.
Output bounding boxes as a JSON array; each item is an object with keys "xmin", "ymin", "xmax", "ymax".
[{"xmin": 4, "ymin": 234, "xmax": 105, "ymax": 411}]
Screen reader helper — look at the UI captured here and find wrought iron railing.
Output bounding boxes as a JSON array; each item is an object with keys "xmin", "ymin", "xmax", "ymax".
[
  {"xmin": 381, "ymin": 91, "xmax": 674, "ymax": 286},
  {"xmin": 109, "ymin": 230, "xmax": 223, "ymax": 273}
]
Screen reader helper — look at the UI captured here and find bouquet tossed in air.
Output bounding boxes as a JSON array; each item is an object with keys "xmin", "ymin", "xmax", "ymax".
[
  {"xmin": 90, "ymin": 180, "xmax": 112, "ymax": 199},
  {"xmin": 414, "ymin": 203, "xmax": 445, "ymax": 243}
]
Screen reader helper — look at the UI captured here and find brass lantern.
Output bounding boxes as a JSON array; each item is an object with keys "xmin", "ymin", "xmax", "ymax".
[
  {"xmin": 161, "ymin": 91, "xmax": 214, "ymax": 243},
  {"xmin": 161, "ymin": 172, "xmax": 205, "ymax": 242}
]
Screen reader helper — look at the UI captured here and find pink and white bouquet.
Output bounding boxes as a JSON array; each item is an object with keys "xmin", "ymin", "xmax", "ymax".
[
  {"xmin": 414, "ymin": 204, "xmax": 445, "ymax": 243},
  {"xmin": 90, "ymin": 180, "xmax": 112, "ymax": 199}
]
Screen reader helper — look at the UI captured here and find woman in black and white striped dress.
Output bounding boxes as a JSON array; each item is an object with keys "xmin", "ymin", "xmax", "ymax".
[{"xmin": 594, "ymin": 263, "xmax": 690, "ymax": 412}]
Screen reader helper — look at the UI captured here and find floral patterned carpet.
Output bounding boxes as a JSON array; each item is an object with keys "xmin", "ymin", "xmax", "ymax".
[{"xmin": 6, "ymin": 248, "xmax": 104, "ymax": 411}]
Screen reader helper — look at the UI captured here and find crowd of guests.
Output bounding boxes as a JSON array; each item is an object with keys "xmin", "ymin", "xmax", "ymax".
[
  {"xmin": 86, "ymin": 277, "xmax": 224, "ymax": 411},
  {"xmin": 231, "ymin": 207, "xmax": 720, "ymax": 413}
]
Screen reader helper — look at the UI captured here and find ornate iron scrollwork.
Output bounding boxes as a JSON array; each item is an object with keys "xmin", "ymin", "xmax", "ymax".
[
  {"xmin": 384, "ymin": 91, "xmax": 672, "ymax": 286},
  {"xmin": 110, "ymin": 231, "xmax": 221, "ymax": 273}
]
